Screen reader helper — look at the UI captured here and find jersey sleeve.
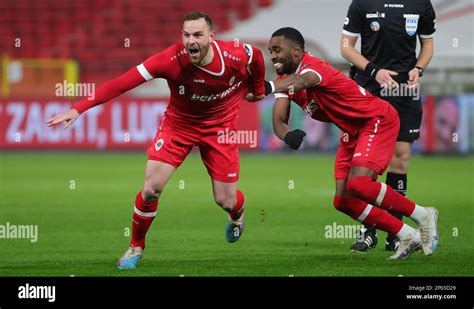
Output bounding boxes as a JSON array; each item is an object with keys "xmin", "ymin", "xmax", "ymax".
[
  {"xmin": 274, "ymin": 92, "xmax": 289, "ymax": 99},
  {"xmin": 299, "ymin": 59, "xmax": 328, "ymax": 88},
  {"xmin": 138, "ymin": 45, "xmax": 181, "ymax": 80},
  {"xmin": 243, "ymin": 44, "xmax": 265, "ymax": 96},
  {"xmin": 72, "ymin": 66, "xmax": 146, "ymax": 114},
  {"xmin": 342, "ymin": 0, "xmax": 365, "ymax": 37},
  {"xmin": 418, "ymin": 0, "xmax": 436, "ymax": 39},
  {"xmin": 72, "ymin": 45, "xmax": 181, "ymax": 114}
]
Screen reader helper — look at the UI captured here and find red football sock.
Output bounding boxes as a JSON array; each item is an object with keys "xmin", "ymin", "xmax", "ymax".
[
  {"xmin": 229, "ymin": 190, "xmax": 245, "ymax": 221},
  {"xmin": 346, "ymin": 176, "xmax": 416, "ymax": 216},
  {"xmin": 130, "ymin": 191, "xmax": 158, "ymax": 249},
  {"xmin": 333, "ymin": 196, "xmax": 403, "ymax": 235}
]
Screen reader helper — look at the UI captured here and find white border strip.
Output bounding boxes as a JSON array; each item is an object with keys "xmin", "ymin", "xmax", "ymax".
[
  {"xmin": 342, "ymin": 29, "xmax": 360, "ymax": 37},
  {"xmin": 357, "ymin": 204, "xmax": 373, "ymax": 222},
  {"xmin": 419, "ymin": 33, "xmax": 435, "ymax": 39},
  {"xmin": 134, "ymin": 206, "xmax": 157, "ymax": 217},
  {"xmin": 375, "ymin": 183, "xmax": 387, "ymax": 206},
  {"xmin": 300, "ymin": 68, "xmax": 322, "ymax": 85},
  {"xmin": 137, "ymin": 63, "xmax": 153, "ymax": 81},
  {"xmin": 196, "ymin": 41, "xmax": 225, "ymax": 76},
  {"xmin": 274, "ymin": 92, "xmax": 289, "ymax": 99}
]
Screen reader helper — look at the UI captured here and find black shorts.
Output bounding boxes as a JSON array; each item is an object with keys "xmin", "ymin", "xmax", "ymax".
[
  {"xmin": 358, "ymin": 74, "xmax": 422, "ymax": 143},
  {"xmin": 371, "ymin": 90, "xmax": 422, "ymax": 143}
]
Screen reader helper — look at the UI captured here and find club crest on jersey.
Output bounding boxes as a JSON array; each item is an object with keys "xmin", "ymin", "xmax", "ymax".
[
  {"xmin": 155, "ymin": 139, "xmax": 164, "ymax": 151},
  {"xmin": 370, "ymin": 21, "xmax": 380, "ymax": 32},
  {"xmin": 404, "ymin": 14, "xmax": 419, "ymax": 36}
]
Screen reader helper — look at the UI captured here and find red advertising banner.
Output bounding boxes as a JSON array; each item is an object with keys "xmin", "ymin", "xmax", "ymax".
[{"xmin": 0, "ymin": 99, "xmax": 260, "ymax": 150}]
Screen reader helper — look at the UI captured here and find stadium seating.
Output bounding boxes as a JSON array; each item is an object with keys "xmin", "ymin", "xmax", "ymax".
[{"xmin": 0, "ymin": 0, "xmax": 273, "ymax": 83}]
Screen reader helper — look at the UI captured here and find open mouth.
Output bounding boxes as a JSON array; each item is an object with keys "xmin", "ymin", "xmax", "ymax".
[
  {"xmin": 189, "ymin": 47, "xmax": 200, "ymax": 56},
  {"xmin": 273, "ymin": 62, "xmax": 283, "ymax": 71}
]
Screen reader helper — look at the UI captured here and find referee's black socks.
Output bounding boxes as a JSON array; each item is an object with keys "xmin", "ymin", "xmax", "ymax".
[{"xmin": 386, "ymin": 172, "xmax": 407, "ymax": 197}]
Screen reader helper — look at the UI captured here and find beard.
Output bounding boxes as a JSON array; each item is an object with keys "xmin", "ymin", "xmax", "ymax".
[
  {"xmin": 276, "ymin": 61, "xmax": 299, "ymax": 75},
  {"xmin": 188, "ymin": 42, "xmax": 211, "ymax": 65}
]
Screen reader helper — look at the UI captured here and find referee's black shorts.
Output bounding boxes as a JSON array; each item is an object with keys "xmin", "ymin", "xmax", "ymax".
[
  {"xmin": 373, "ymin": 91, "xmax": 422, "ymax": 143},
  {"xmin": 360, "ymin": 74, "xmax": 422, "ymax": 143}
]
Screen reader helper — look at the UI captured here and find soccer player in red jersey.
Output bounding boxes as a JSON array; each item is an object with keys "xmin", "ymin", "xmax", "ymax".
[
  {"xmin": 264, "ymin": 27, "xmax": 438, "ymax": 260},
  {"xmin": 47, "ymin": 12, "xmax": 265, "ymax": 269}
]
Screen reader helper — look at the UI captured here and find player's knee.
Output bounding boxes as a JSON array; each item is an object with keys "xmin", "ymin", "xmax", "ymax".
[
  {"xmin": 142, "ymin": 184, "xmax": 163, "ymax": 202},
  {"xmin": 135, "ymin": 191, "xmax": 158, "ymax": 213},
  {"xmin": 346, "ymin": 176, "xmax": 371, "ymax": 199},
  {"xmin": 333, "ymin": 196, "xmax": 357, "ymax": 218},
  {"xmin": 142, "ymin": 189, "xmax": 159, "ymax": 202},
  {"xmin": 214, "ymin": 193, "xmax": 236, "ymax": 211},
  {"xmin": 333, "ymin": 196, "xmax": 348, "ymax": 213}
]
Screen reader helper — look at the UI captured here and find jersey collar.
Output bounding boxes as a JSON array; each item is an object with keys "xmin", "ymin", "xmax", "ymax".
[
  {"xmin": 194, "ymin": 41, "xmax": 225, "ymax": 76},
  {"xmin": 295, "ymin": 52, "xmax": 311, "ymax": 74}
]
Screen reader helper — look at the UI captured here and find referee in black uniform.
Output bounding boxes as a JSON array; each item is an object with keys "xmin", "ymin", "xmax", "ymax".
[{"xmin": 340, "ymin": 0, "xmax": 436, "ymax": 252}]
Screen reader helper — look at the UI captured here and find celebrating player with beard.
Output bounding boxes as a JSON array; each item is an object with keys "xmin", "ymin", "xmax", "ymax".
[{"xmin": 47, "ymin": 12, "xmax": 266, "ymax": 269}]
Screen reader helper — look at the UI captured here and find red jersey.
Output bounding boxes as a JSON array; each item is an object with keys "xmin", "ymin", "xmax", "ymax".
[
  {"xmin": 73, "ymin": 40, "xmax": 265, "ymax": 126},
  {"xmin": 275, "ymin": 52, "xmax": 391, "ymax": 137}
]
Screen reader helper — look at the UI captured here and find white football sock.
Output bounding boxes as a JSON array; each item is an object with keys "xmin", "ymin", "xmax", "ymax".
[
  {"xmin": 410, "ymin": 204, "xmax": 429, "ymax": 224},
  {"xmin": 396, "ymin": 224, "xmax": 418, "ymax": 240}
]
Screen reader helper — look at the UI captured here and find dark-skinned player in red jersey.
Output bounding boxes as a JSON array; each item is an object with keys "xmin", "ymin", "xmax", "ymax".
[
  {"xmin": 264, "ymin": 27, "xmax": 438, "ymax": 260},
  {"xmin": 47, "ymin": 12, "xmax": 266, "ymax": 269}
]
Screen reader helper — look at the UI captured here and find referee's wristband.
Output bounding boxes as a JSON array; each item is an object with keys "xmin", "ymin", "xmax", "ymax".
[
  {"xmin": 364, "ymin": 62, "xmax": 380, "ymax": 79},
  {"xmin": 264, "ymin": 80, "xmax": 275, "ymax": 95},
  {"xmin": 415, "ymin": 66, "xmax": 424, "ymax": 77}
]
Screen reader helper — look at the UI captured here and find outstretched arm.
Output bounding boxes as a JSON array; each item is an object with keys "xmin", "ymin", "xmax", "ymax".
[
  {"xmin": 47, "ymin": 67, "xmax": 147, "ymax": 129},
  {"xmin": 46, "ymin": 108, "xmax": 80, "ymax": 129},
  {"xmin": 268, "ymin": 71, "xmax": 320, "ymax": 95},
  {"xmin": 272, "ymin": 96, "xmax": 306, "ymax": 150},
  {"xmin": 272, "ymin": 97, "xmax": 291, "ymax": 140}
]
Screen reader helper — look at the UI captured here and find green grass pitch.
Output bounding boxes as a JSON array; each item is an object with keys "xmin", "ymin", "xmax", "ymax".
[{"xmin": 0, "ymin": 153, "xmax": 473, "ymax": 276}]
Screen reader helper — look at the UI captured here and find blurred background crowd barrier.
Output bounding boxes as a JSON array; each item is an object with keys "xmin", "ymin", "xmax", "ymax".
[{"xmin": 1, "ymin": 0, "xmax": 473, "ymax": 154}]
